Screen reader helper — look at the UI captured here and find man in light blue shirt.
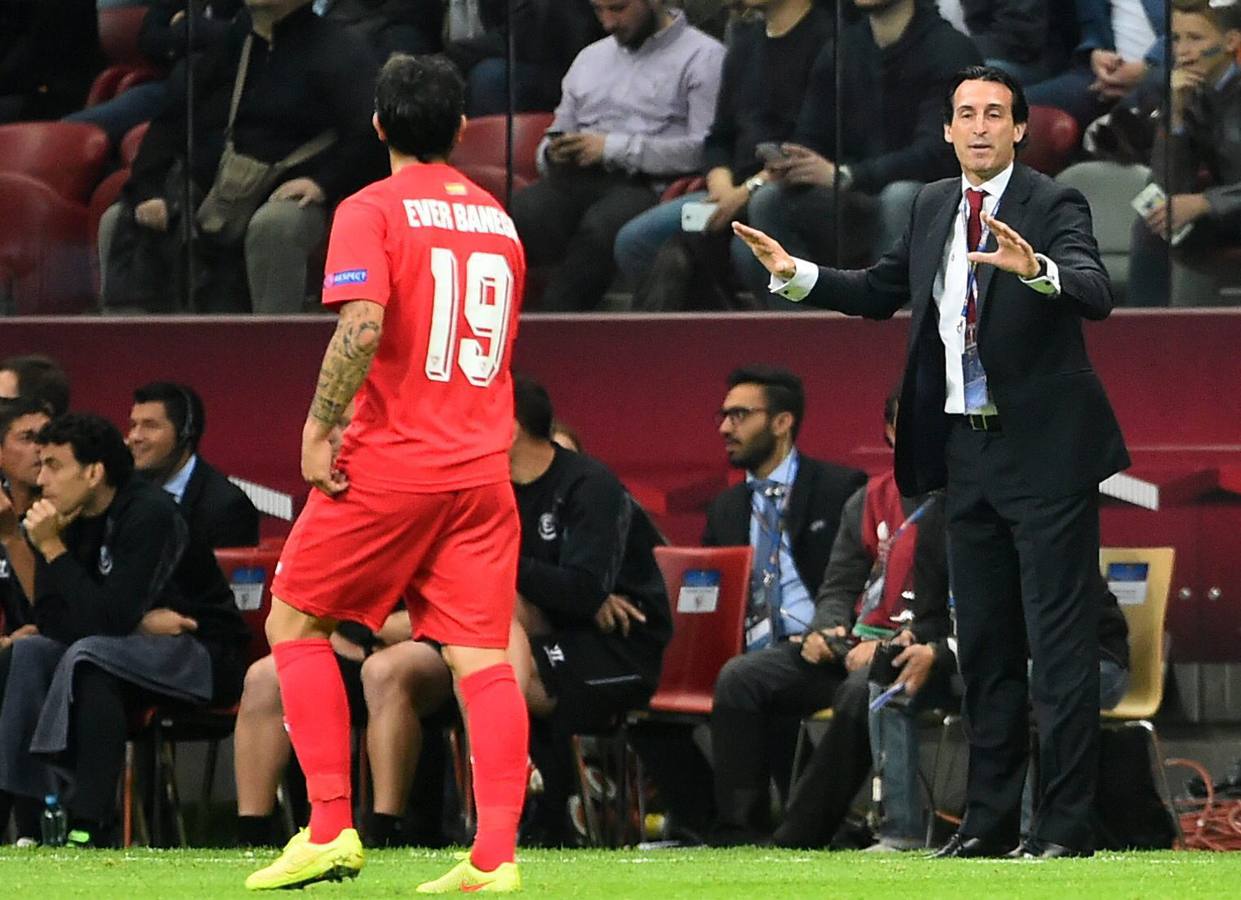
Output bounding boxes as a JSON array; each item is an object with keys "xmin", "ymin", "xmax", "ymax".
[{"xmin": 509, "ymin": 0, "xmax": 724, "ymax": 311}]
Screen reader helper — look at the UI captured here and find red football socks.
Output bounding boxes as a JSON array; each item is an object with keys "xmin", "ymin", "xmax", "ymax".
[
  {"xmin": 272, "ymin": 638, "xmax": 353, "ymax": 844},
  {"xmin": 460, "ymin": 662, "xmax": 529, "ymax": 872}
]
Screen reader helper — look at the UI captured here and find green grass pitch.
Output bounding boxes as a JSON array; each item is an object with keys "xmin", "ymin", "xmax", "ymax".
[{"xmin": 2, "ymin": 847, "xmax": 1239, "ymax": 898}]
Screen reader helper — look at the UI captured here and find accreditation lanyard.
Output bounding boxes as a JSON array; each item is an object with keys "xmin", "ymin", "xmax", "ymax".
[{"xmin": 956, "ymin": 193, "xmax": 1003, "ymax": 343}]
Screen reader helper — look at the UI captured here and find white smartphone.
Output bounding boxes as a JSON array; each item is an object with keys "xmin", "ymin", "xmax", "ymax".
[
  {"xmin": 1131, "ymin": 183, "xmax": 1194, "ymax": 246},
  {"xmin": 680, "ymin": 201, "xmax": 718, "ymax": 233}
]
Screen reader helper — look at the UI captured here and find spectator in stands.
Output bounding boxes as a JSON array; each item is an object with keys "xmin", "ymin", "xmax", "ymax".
[
  {"xmin": 65, "ymin": 1, "xmax": 244, "ymax": 145},
  {"xmin": 770, "ymin": 392, "xmax": 949, "ymax": 850},
  {"xmin": 0, "ymin": 354, "xmax": 71, "ymax": 417},
  {"xmin": 1026, "ymin": 0, "xmax": 1167, "ymax": 129},
  {"xmin": 614, "ymin": 0, "xmax": 834, "ymax": 310},
  {"xmin": 632, "ymin": 365, "xmax": 865, "ymax": 842},
  {"xmin": 936, "ymin": 0, "xmax": 1056, "ymax": 84},
  {"xmin": 0, "ymin": 0, "xmax": 104, "ymax": 123},
  {"xmin": 0, "ymin": 413, "xmax": 247, "ymax": 847},
  {"xmin": 127, "ymin": 381, "xmax": 260, "ymax": 548},
  {"xmin": 97, "ymin": 0, "xmax": 384, "ymax": 314},
  {"xmin": 0, "ymin": 398, "xmax": 53, "ymax": 640},
  {"xmin": 443, "ymin": 0, "xmax": 601, "ymax": 117},
  {"xmin": 509, "ymin": 0, "xmax": 725, "ymax": 311},
  {"xmin": 1128, "ymin": 0, "xmax": 1241, "ymax": 307},
  {"xmin": 744, "ymin": 0, "xmax": 980, "ymax": 292}
]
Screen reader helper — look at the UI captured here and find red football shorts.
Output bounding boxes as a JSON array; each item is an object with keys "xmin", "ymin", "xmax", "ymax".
[{"xmin": 272, "ymin": 479, "xmax": 519, "ymax": 648}]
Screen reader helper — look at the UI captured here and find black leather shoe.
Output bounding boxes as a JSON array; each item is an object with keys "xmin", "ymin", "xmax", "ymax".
[
  {"xmin": 928, "ymin": 832, "xmax": 1013, "ymax": 858},
  {"xmin": 1027, "ymin": 840, "xmax": 1093, "ymax": 859},
  {"xmin": 1008, "ymin": 838, "xmax": 1092, "ymax": 859}
]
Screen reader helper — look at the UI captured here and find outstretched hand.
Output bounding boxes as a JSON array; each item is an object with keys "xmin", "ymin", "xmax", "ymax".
[
  {"xmin": 732, "ymin": 222, "xmax": 796, "ymax": 281},
  {"xmin": 967, "ymin": 212, "xmax": 1040, "ymax": 279}
]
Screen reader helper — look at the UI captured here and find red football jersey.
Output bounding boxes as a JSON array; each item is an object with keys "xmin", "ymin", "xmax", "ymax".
[{"xmin": 321, "ymin": 162, "xmax": 525, "ymax": 492}]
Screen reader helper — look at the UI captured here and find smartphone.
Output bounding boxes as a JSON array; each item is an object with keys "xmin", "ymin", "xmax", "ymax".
[
  {"xmin": 680, "ymin": 201, "xmax": 718, "ymax": 233},
  {"xmin": 755, "ymin": 142, "xmax": 787, "ymax": 164}
]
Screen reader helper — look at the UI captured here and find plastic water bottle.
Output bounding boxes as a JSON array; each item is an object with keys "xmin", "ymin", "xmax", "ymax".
[{"xmin": 40, "ymin": 793, "xmax": 67, "ymax": 847}]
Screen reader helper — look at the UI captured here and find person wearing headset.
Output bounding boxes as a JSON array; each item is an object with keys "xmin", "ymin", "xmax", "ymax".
[{"xmin": 127, "ymin": 381, "xmax": 260, "ymax": 549}]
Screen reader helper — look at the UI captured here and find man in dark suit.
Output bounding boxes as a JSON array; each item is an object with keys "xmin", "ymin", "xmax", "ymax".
[
  {"xmin": 703, "ymin": 365, "xmax": 866, "ymax": 843},
  {"xmin": 735, "ymin": 65, "xmax": 1129, "ymax": 858},
  {"xmin": 127, "ymin": 382, "xmax": 260, "ymax": 548}
]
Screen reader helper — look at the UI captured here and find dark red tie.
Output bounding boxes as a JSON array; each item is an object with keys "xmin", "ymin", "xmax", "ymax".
[{"xmin": 965, "ymin": 188, "xmax": 986, "ymax": 324}]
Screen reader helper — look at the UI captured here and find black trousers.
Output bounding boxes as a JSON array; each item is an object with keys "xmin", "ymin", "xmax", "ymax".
[
  {"xmin": 509, "ymin": 167, "xmax": 657, "ymax": 311},
  {"xmin": 772, "ymin": 666, "xmax": 872, "ymax": 848},
  {"xmin": 710, "ymin": 642, "xmax": 845, "ymax": 834},
  {"xmin": 946, "ymin": 421, "xmax": 1101, "ymax": 850}
]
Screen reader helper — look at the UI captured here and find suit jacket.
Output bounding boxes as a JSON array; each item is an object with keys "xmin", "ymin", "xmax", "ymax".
[
  {"xmin": 182, "ymin": 458, "xmax": 260, "ymax": 549},
  {"xmin": 703, "ymin": 454, "xmax": 867, "ymax": 600},
  {"xmin": 801, "ymin": 162, "xmax": 1129, "ymax": 500}
]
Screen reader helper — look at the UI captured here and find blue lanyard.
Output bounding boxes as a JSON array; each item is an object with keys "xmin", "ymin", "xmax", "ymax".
[{"xmin": 958, "ymin": 192, "xmax": 1003, "ymax": 323}]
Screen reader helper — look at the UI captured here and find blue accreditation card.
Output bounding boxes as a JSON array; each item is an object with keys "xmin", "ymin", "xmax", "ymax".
[{"xmin": 962, "ymin": 339, "xmax": 989, "ymax": 412}]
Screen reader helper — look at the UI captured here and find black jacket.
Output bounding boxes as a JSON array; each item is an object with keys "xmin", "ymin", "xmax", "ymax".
[
  {"xmin": 515, "ymin": 446, "xmax": 671, "ymax": 672},
  {"xmin": 127, "ymin": 5, "xmax": 384, "ymax": 206},
  {"xmin": 793, "ymin": 2, "xmax": 980, "ymax": 194},
  {"xmin": 701, "ymin": 7, "xmax": 834, "ymax": 181},
  {"xmin": 703, "ymin": 453, "xmax": 867, "ymax": 602},
  {"xmin": 180, "ymin": 458, "xmax": 260, "ymax": 549},
  {"xmin": 33, "ymin": 478, "xmax": 248, "ymax": 651},
  {"xmin": 800, "ymin": 163, "xmax": 1129, "ymax": 499}
]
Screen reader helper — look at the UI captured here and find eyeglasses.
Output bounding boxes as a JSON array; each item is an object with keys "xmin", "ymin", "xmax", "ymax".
[{"xmin": 714, "ymin": 406, "xmax": 769, "ymax": 427}]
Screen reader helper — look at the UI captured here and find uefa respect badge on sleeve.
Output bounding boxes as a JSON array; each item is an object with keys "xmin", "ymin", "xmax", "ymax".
[{"xmin": 677, "ymin": 569, "xmax": 721, "ymax": 614}]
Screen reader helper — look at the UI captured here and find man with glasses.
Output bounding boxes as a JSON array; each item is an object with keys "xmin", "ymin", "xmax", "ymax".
[{"xmin": 635, "ymin": 365, "xmax": 864, "ymax": 844}]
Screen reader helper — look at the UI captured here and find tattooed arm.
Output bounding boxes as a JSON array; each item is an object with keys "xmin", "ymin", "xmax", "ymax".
[{"xmin": 302, "ymin": 299, "xmax": 385, "ymax": 496}]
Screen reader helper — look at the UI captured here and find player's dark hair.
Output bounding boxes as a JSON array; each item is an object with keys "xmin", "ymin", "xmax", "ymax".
[
  {"xmin": 36, "ymin": 413, "xmax": 134, "ymax": 488},
  {"xmin": 513, "ymin": 374, "xmax": 554, "ymax": 441},
  {"xmin": 133, "ymin": 381, "xmax": 205, "ymax": 452},
  {"xmin": 375, "ymin": 54, "xmax": 466, "ymax": 162},
  {"xmin": 0, "ymin": 396, "xmax": 54, "ymax": 444},
  {"xmin": 0, "ymin": 353, "xmax": 70, "ymax": 417},
  {"xmin": 726, "ymin": 365, "xmax": 805, "ymax": 441},
  {"xmin": 943, "ymin": 64, "xmax": 1030, "ymax": 127}
]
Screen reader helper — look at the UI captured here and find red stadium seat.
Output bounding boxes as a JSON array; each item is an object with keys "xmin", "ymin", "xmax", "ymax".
[
  {"xmin": 457, "ymin": 163, "xmax": 532, "ymax": 209},
  {"xmin": 452, "ymin": 112, "xmax": 555, "ymax": 186},
  {"xmin": 0, "ymin": 173, "xmax": 95, "ymax": 315},
  {"xmin": 645, "ymin": 545, "xmax": 752, "ymax": 717},
  {"xmin": 660, "ymin": 175, "xmax": 707, "ymax": 203},
  {"xmin": 0, "ymin": 121, "xmax": 111, "ymax": 203},
  {"xmin": 85, "ymin": 63, "xmax": 162, "ymax": 109},
  {"xmin": 1022, "ymin": 105, "xmax": 1082, "ymax": 177},
  {"xmin": 120, "ymin": 121, "xmax": 150, "ymax": 167}
]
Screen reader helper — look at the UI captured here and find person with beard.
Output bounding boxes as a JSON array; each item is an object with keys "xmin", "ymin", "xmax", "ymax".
[
  {"xmin": 127, "ymin": 382, "xmax": 259, "ymax": 549},
  {"xmin": 631, "ymin": 365, "xmax": 865, "ymax": 844},
  {"xmin": 509, "ymin": 0, "xmax": 724, "ymax": 311}
]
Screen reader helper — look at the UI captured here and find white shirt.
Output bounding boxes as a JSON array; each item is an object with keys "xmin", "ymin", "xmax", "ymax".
[
  {"xmin": 770, "ymin": 162, "xmax": 1062, "ymax": 414},
  {"xmin": 1111, "ymin": 0, "xmax": 1157, "ymax": 63}
]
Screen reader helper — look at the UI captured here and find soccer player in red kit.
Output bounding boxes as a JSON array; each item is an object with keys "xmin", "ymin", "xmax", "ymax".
[{"xmin": 246, "ymin": 55, "xmax": 527, "ymax": 894}]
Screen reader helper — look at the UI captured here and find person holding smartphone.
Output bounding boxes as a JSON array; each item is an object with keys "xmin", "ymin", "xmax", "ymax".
[
  {"xmin": 613, "ymin": 0, "xmax": 834, "ymax": 303},
  {"xmin": 508, "ymin": 0, "xmax": 725, "ymax": 312}
]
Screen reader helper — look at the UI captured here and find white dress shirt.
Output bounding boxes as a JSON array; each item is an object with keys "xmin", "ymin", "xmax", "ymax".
[{"xmin": 770, "ymin": 162, "xmax": 1062, "ymax": 414}]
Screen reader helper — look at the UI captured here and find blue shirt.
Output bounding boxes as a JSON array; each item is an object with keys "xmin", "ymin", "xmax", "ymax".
[
  {"xmin": 162, "ymin": 454, "xmax": 198, "ymax": 505},
  {"xmin": 746, "ymin": 448, "xmax": 814, "ymax": 637}
]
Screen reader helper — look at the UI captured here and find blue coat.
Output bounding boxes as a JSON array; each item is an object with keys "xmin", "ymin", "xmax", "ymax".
[{"xmin": 1075, "ymin": 0, "xmax": 1166, "ymax": 67}]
